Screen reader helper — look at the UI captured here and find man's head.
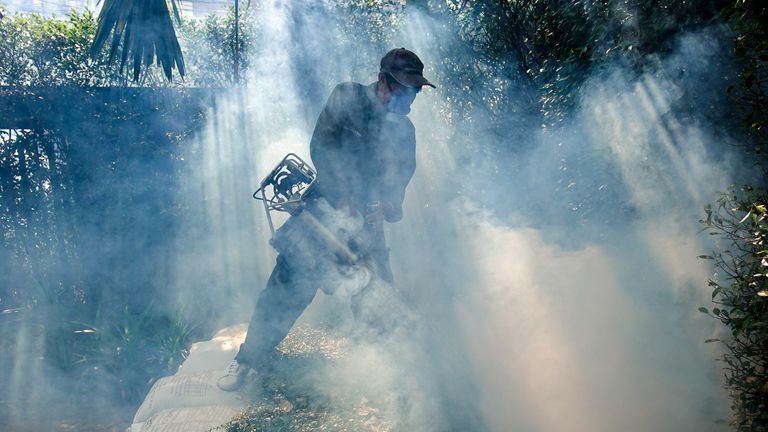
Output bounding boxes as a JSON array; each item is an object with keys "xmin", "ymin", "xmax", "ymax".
[{"xmin": 377, "ymin": 48, "xmax": 434, "ymax": 115}]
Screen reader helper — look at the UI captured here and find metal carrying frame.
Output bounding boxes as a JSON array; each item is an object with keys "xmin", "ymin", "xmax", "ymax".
[{"xmin": 253, "ymin": 153, "xmax": 317, "ymax": 235}]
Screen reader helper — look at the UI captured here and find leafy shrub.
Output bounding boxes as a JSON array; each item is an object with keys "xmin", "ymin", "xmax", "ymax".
[
  {"xmin": 0, "ymin": 6, "xmax": 249, "ymax": 86},
  {"xmin": 0, "ymin": 7, "xmax": 125, "ymax": 86},
  {"xmin": 65, "ymin": 304, "xmax": 194, "ymax": 402},
  {"xmin": 726, "ymin": 0, "xmax": 768, "ymax": 171},
  {"xmin": 701, "ymin": 187, "xmax": 768, "ymax": 431}
]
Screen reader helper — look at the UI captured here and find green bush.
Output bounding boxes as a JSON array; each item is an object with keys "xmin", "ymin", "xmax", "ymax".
[
  {"xmin": 701, "ymin": 187, "xmax": 768, "ymax": 431},
  {"xmin": 67, "ymin": 304, "xmax": 194, "ymax": 402},
  {"xmin": 0, "ymin": 6, "xmax": 224, "ymax": 405},
  {"xmin": 699, "ymin": 4, "xmax": 768, "ymax": 429},
  {"xmin": 0, "ymin": 7, "xmax": 124, "ymax": 86},
  {"xmin": 0, "ymin": 6, "xmax": 248, "ymax": 86}
]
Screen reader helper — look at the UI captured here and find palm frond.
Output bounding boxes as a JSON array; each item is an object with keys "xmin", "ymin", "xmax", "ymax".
[{"xmin": 92, "ymin": 0, "xmax": 184, "ymax": 82}]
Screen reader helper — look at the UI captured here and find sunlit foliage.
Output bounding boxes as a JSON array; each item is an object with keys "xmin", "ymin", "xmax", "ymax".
[
  {"xmin": 699, "ymin": 2, "xmax": 768, "ymax": 430},
  {"xmin": 702, "ymin": 188, "xmax": 768, "ymax": 431},
  {"xmin": 0, "ymin": 8, "xmax": 125, "ymax": 86},
  {"xmin": 0, "ymin": 6, "xmax": 250, "ymax": 86},
  {"xmin": 177, "ymin": 6, "xmax": 257, "ymax": 86}
]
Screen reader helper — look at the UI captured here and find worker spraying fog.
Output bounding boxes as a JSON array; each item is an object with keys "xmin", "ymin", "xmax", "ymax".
[{"xmin": 218, "ymin": 48, "xmax": 435, "ymax": 392}]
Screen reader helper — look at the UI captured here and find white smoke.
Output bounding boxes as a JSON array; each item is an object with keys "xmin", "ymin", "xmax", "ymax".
[
  {"xmin": 168, "ymin": 3, "xmax": 746, "ymax": 432},
  {"xmin": 392, "ymin": 16, "xmax": 739, "ymax": 431}
]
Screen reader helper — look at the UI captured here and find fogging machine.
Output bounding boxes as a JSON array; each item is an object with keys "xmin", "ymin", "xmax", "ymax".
[
  {"xmin": 252, "ymin": 153, "xmax": 366, "ymax": 266},
  {"xmin": 253, "ymin": 153, "xmax": 317, "ymax": 236}
]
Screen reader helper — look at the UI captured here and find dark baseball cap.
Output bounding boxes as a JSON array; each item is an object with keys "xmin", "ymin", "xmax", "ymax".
[{"xmin": 380, "ymin": 48, "xmax": 436, "ymax": 89}]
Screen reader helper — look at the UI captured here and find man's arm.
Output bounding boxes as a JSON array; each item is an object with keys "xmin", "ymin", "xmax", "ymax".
[
  {"xmin": 378, "ymin": 116, "xmax": 416, "ymax": 223},
  {"xmin": 309, "ymin": 84, "xmax": 354, "ymax": 207}
]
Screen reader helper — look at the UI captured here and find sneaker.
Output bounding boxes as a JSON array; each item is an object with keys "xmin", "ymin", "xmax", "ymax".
[{"xmin": 217, "ymin": 359, "xmax": 250, "ymax": 391}]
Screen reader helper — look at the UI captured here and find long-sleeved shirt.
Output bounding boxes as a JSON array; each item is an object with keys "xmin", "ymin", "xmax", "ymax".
[{"xmin": 309, "ymin": 82, "xmax": 416, "ymax": 223}]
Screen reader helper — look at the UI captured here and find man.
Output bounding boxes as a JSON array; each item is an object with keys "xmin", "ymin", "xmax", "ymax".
[{"xmin": 218, "ymin": 48, "xmax": 434, "ymax": 391}]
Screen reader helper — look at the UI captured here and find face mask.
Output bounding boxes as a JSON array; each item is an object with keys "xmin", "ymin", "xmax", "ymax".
[
  {"xmin": 386, "ymin": 86, "xmax": 419, "ymax": 115},
  {"xmin": 386, "ymin": 92, "xmax": 412, "ymax": 115}
]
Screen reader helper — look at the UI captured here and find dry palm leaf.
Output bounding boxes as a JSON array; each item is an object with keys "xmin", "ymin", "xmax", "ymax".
[{"xmin": 92, "ymin": 0, "xmax": 185, "ymax": 81}]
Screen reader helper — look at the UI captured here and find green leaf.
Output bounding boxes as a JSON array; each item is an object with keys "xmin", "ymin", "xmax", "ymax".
[
  {"xmin": 698, "ymin": 307, "xmax": 709, "ymax": 314},
  {"xmin": 92, "ymin": 0, "xmax": 184, "ymax": 81}
]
